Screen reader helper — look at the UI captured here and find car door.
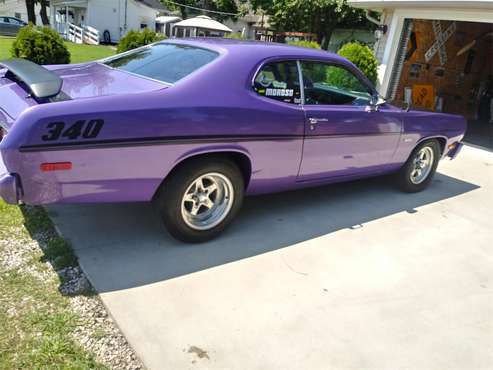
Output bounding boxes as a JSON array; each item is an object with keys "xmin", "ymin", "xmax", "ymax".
[
  {"xmin": 8, "ymin": 18, "xmax": 23, "ymax": 34},
  {"xmin": 297, "ymin": 60, "xmax": 402, "ymax": 181},
  {"xmin": 0, "ymin": 17, "xmax": 10, "ymax": 36},
  {"xmin": 1, "ymin": 17, "xmax": 17, "ymax": 36}
]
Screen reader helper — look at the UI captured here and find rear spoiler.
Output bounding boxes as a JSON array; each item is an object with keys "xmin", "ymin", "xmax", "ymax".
[{"xmin": 0, "ymin": 58, "xmax": 62, "ymax": 99}]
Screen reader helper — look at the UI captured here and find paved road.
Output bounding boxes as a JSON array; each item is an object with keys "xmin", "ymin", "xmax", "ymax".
[{"xmin": 49, "ymin": 145, "xmax": 493, "ymax": 370}]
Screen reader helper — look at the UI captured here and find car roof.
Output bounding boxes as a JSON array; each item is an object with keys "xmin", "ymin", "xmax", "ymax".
[
  {"xmin": 4, "ymin": 16, "xmax": 23, "ymax": 21},
  {"xmin": 159, "ymin": 37, "xmax": 348, "ymax": 64}
]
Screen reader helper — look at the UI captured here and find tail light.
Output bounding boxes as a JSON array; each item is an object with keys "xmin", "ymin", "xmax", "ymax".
[{"xmin": 40, "ymin": 162, "xmax": 73, "ymax": 172}]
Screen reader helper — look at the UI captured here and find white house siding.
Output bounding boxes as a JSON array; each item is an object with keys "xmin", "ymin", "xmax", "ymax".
[
  {"xmin": 0, "ymin": 0, "xmax": 45, "ymax": 25},
  {"xmin": 85, "ymin": 0, "xmax": 121, "ymax": 42},
  {"xmin": 374, "ymin": 9, "xmax": 393, "ymax": 63},
  {"xmin": 124, "ymin": 0, "xmax": 158, "ymax": 33},
  {"xmin": 84, "ymin": 0, "xmax": 158, "ymax": 43}
]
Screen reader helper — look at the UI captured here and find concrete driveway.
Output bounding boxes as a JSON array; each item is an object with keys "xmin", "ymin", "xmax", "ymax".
[{"xmin": 48, "ymin": 145, "xmax": 493, "ymax": 370}]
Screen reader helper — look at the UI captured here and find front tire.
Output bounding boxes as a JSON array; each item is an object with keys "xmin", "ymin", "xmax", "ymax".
[
  {"xmin": 154, "ymin": 158, "xmax": 244, "ymax": 243},
  {"xmin": 396, "ymin": 139, "xmax": 440, "ymax": 193}
]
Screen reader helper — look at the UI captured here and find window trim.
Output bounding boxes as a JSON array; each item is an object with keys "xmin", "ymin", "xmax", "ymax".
[
  {"xmin": 298, "ymin": 59, "xmax": 376, "ymax": 107},
  {"xmin": 296, "ymin": 60, "xmax": 305, "ymax": 105},
  {"xmin": 251, "ymin": 57, "xmax": 377, "ymax": 107}
]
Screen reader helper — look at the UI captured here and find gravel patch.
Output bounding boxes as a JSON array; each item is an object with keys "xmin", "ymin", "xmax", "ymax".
[
  {"xmin": 0, "ymin": 207, "xmax": 144, "ymax": 370},
  {"xmin": 58, "ymin": 266, "xmax": 92, "ymax": 296},
  {"xmin": 0, "ymin": 229, "xmax": 52, "ymax": 281},
  {"xmin": 60, "ymin": 267, "xmax": 144, "ymax": 369},
  {"xmin": 69, "ymin": 294, "xmax": 143, "ymax": 370}
]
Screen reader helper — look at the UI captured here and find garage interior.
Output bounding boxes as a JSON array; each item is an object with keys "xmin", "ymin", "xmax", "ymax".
[{"xmin": 391, "ymin": 19, "xmax": 493, "ymax": 149}]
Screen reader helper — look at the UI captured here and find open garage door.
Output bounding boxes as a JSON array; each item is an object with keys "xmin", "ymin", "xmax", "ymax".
[{"xmin": 389, "ymin": 19, "xmax": 493, "ymax": 149}]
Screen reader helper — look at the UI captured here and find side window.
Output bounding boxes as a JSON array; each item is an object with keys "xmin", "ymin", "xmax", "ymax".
[
  {"xmin": 301, "ymin": 61, "xmax": 372, "ymax": 106},
  {"xmin": 253, "ymin": 61, "xmax": 302, "ymax": 105}
]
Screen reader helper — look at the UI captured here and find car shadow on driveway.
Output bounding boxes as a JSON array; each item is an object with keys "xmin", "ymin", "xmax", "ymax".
[{"xmin": 46, "ymin": 173, "xmax": 479, "ymax": 293}]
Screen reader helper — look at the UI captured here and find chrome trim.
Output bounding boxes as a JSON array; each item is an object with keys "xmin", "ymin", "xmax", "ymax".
[{"xmin": 296, "ymin": 60, "xmax": 305, "ymax": 105}]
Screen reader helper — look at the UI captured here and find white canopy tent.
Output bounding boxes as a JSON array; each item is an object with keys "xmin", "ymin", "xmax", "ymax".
[
  {"xmin": 173, "ymin": 15, "xmax": 233, "ymax": 37},
  {"xmin": 156, "ymin": 15, "xmax": 182, "ymax": 37}
]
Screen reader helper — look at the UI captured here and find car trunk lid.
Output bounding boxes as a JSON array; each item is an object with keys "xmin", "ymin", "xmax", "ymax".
[
  {"xmin": 48, "ymin": 62, "xmax": 167, "ymax": 99},
  {"xmin": 0, "ymin": 61, "xmax": 166, "ymax": 129}
]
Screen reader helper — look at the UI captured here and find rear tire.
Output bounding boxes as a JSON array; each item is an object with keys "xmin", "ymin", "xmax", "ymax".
[
  {"xmin": 153, "ymin": 158, "xmax": 244, "ymax": 243},
  {"xmin": 103, "ymin": 30, "xmax": 111, "ymax": 44},
  {"xmin": 396, "ymin": 139, "xmax": 440, "ymax": 193}
]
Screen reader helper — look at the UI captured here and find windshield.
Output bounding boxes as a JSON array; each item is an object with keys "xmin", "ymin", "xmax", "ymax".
[{"xmin": 104, "ymin": 43, "xmax": 219, "ymax": 84}]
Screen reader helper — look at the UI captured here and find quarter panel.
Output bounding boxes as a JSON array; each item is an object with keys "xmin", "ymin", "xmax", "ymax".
[
  {"xmin": 16, "ymin": 139, "xmax": 302, "ymax": 204},
  {"xmin": 4, "ymin": 86, "xmax": 305, "ymax": 204},
  {"xmin": 394, "ymin": 110, "xmax": 467, "ymax": 163}
]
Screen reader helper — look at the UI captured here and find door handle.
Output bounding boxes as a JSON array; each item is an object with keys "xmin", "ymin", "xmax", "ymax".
[{"xmin": 308, "ymin": 117, "xmax": 328, "ymax": 130}]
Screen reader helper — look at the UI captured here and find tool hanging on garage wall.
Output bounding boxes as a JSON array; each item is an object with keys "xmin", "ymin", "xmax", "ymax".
[{"xmin": 393, "ymin": 19, "xmax": 493, "ymax": 119}]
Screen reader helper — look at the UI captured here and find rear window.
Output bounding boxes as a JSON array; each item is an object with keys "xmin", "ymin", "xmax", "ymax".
[{"xmin": 104, "ymin": 43, "xmax": 218, "ymax": 84}]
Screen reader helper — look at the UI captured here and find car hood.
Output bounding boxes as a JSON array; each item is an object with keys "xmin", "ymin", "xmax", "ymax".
[{"xmin": 47, "ymin": 62, "xmax": 167, "ymax": 100}]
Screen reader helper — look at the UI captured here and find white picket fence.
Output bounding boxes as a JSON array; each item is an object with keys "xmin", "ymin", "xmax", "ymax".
[
  {"xmin": 83, "ymin": 25, "xmax": 99, "ymax": 45},
  {"xmin": 58, "ymin": 22, "xmax": 100, "ymax": 45}
]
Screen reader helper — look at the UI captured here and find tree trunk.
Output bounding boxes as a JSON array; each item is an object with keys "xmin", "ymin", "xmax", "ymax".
[
  {"xmin": 321, "ymin": 26, "xmax": 335, "ymax": 50},
  {"xmin": 39, "ymin": 0, "xmax": 49, "ymax": 25},
  {"xmin": 25, "ymin": 0, "xmax": 36, "ymax": 25}
]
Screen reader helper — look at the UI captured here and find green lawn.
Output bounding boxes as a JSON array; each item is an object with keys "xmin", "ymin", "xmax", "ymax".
[
  {"xmin": 0, "ymin": 200, "xmax": 107, "ymax": 368},
  {"xmin": 0, "ymin": 36, "xmax": 114, "ymax": 63},
  {"xmin": 0, "ymin": 36, "xmax": 114, "ymax": 369}
]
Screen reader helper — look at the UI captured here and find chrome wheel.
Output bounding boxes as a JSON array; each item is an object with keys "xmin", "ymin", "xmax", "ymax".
[
  {"xmin": 410, "ymin": 146, "xmax": 434, "ymax": 184},
  {"xmin": 181, "ymin": 172, "xmax": 234, "ymax": 231}
]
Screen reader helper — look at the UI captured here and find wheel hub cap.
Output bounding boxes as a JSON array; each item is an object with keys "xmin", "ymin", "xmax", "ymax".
[
  {"xmin": 410, "ymin": 146, "xmax": 434, "ymax": 184},
  {"xmin": 181, "ymin": 173, "xmax": 234, "ymax": 231}
]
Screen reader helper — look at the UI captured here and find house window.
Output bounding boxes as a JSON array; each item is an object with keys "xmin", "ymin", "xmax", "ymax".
[
  {"xmin": 14, "ymin": 13, "xmax": 22, "ymax": 19},
  {"xmin": 140, "ymin": 23, "xmax": 147, "ymax": 29}
]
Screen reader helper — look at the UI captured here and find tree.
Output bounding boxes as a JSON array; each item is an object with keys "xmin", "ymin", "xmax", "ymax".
[
  {"xmin": 161, "ymin": 0, "xmax": 239, "ymax": 21},
  {"xmin": 25, "ymin": 0, "xmax": 36, "ymax": 24},
  {"xmin": 336, "ymin": 42, "xmax": 378, "ymax": 83},
  {"xmin": 163, "ymin": 0, "xmax": 196, "ymax": 19},
  {"xmin": 23, "ymin": 0, "xmax": 51, "ymax": 25},
  {"xmin": 38, "ymin": 0, "xmax": 50, "ymax": 25},
  {"xmin": 251, "ymin": 0, "xmax": 372, "ymax": 49}
]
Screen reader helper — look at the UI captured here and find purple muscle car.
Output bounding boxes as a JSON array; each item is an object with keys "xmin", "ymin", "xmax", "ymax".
[{"xmin": 0, "ymin": 39, "xmax": 466, "ymax": 242}]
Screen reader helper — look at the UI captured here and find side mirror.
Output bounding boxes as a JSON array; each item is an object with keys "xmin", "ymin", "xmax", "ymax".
[{"xmin": 366, "ymin": 94, "xmax": 385, "ymax": 112}]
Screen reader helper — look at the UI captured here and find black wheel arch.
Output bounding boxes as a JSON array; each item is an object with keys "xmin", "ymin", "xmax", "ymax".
[
  {"xmin": 415, "ymin": 136, "xmax": 446, "ymax": 156},
  {"xmin": 152, "ymin": 151, "xmax": 252, "ymax": 201}
]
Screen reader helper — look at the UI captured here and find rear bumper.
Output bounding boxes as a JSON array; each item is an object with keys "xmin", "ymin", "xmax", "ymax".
[{"xmin": 0, "ymin": 153, "xmax": 20, "ymax": 204}]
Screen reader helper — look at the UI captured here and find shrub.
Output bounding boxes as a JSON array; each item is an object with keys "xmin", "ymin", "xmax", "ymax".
[
  {"xmin": 336, "ymin": 42, "xmax": 378, "ymax": 84},
  {"xmin": 223, "ymin": 32, "xmax": 246, "ymax": 39},
  {"xmin": 287, "ymin": 40, "xmax": 321, "ymax": 49},
  {"xmin": 11, "ymin": 24, "xmax": 70, "ymax": 64},
  {"xmin": 117, "ymin": 29, "xmax": 166, "ymax": 53}
]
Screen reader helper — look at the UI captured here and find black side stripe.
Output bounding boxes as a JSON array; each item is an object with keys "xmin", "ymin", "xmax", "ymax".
[
  {"xmin": 19, "ymin": 132, "xmax": 400, "ymax": 153},
  {"xmin": 19, "ymin": 134, "xmax": 302, "ymax": 152}
]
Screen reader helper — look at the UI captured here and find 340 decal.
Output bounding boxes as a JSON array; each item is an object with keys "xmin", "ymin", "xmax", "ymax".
[{"xmin": 41, "ymin": 119, "xmax": 104, "ymax": 141}]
